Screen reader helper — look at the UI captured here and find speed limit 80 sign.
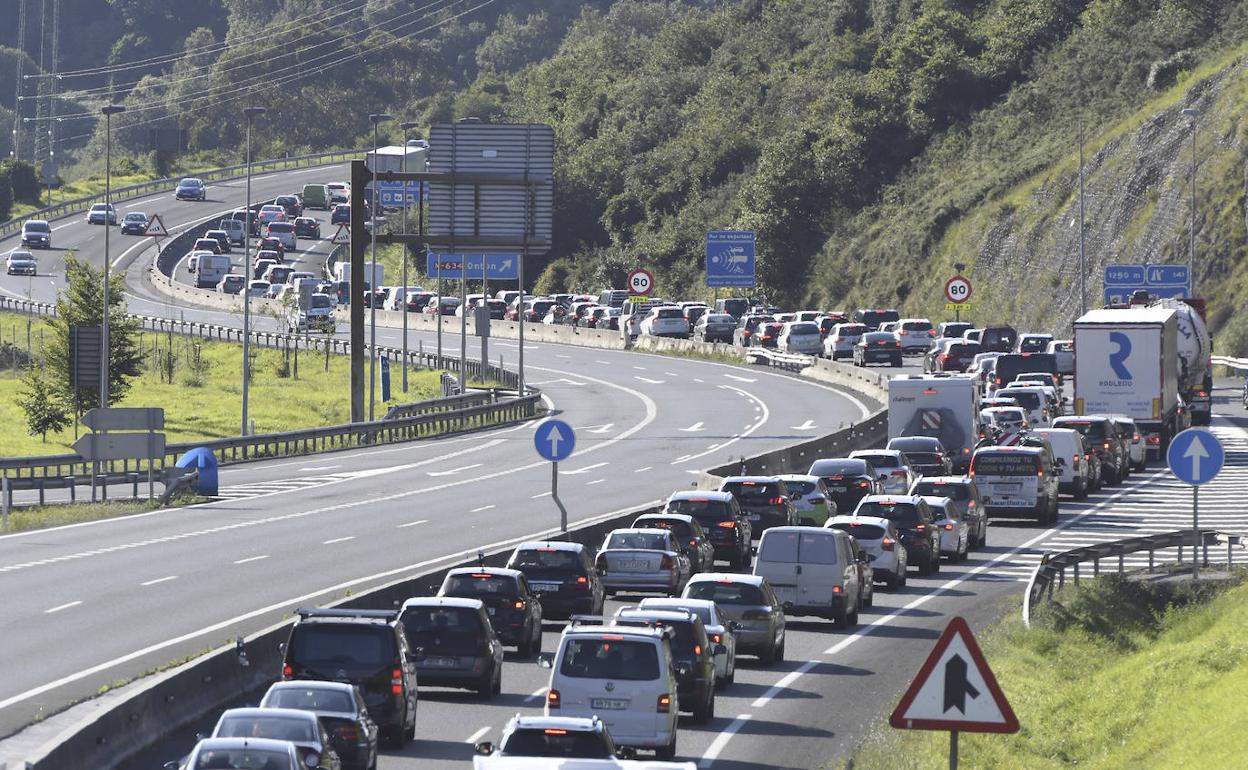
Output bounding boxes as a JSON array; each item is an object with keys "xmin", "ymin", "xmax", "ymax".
[
  {"xmin": 628, "ymin": 267, "xmax": 654, "ymax": 296},
  {"xmin": 944, "ymin": 275, "xmax": 972, "ymax": 304}
]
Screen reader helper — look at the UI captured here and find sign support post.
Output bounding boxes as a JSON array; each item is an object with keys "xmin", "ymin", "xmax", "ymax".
[
  {"xmin": 949, "ymin": 730, "xmax": 959, "ymax": 770},
  {"xmin": 1192, "ymin": 485, "xmax": 1199, "ymax": 580},
  {"xmin": 1167, "ymin": 427, "xmax": 1224, "ymax": 581},
  {"xmin": 535, "ymin": 419, "xmax": 575, "ymax": 537}
]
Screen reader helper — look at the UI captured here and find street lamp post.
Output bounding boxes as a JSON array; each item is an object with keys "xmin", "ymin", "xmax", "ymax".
[
  {"xmin": 241, "ymin": 106, "xmax": 266, "ymax": 438},
  {"xmin": 1182, "ymin": 107, "xmax": 1199, "ymax": 294},
  {"xmin": 399, "ymin": 121, "xmax": 418, "ymax": 393},
  {"xmin": 1078, "ymin": 117, "xmax": 1087, "ymax": 317},
  {"xmin": 368, "ymin": 113, "xmax": 392, "ymax": 421},
  {"xmin": 100, "ymin": 104, "xmax": 125, "ymax": 409}
]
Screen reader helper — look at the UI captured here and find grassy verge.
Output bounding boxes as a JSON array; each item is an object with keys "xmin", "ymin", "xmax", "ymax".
[
  {"xmin": 0, "ymin": 311, "xmax": 445, "ymax": 456},
  {"xmin": 2, "ymin": 495, "xmax": 202, "ymax": 533},
  {"xmin": 842, "ymin": 574, "xmax": 1248, "ymax": 770}
]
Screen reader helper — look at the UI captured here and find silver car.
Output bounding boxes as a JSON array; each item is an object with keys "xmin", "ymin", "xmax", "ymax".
[
  {"xmin": 823, "ymin": 322, "xmax": 867, "ymax": 360},
  {"xmin": 682, "ymin": 573, "xmax": 786, "ymax": 665},
  {"xmin": 920, "ymin": 495, "xmax": 970, "ymax": 561},
  {"xmin": 778, "ymin": 321, "xmax": 822, "ymax": 355},
  {"xmin": 849, "ymin": 449, "xmax": 916, "ymax": 494},
  {"xmin": 174, "ymin": 737, "xmax": 299, "ymax": 770},
  {"xmin": 210, "ymin": 708, "xmax": 337, "ymax": 769},
  {"xmin": 597, "ymin": 528, "xmax": 691, "ymax": 596},
  {"xmin": 639, "ymin": 597, "xmax": 738, "ymax": 687}
]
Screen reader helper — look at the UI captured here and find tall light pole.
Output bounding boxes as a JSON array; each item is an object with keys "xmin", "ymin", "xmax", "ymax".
[
  {"xmin": 1182, "ymin": 107, "xmax": 1199, "ymax": 295},
  {"xmin": 241, "ymin": 106, "xmax": 266, "ymax": 437},
  {"xmin": 100, "ymin": 103, "xmax": 125, "ymax": 409},
  {"xmin": 368, "ymin": 112, "xmax": 391, "ymax": 421},
  {"xmin": 1078, "ymin": 117, "xmax": 1087, "ymax": 317},
  {"xmin": 399, "ymin": 120, "xmax": 417, "ymax": 393}
]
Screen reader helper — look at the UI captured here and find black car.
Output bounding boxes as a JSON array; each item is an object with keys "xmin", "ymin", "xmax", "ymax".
[
  {"xmin": 854, "ymin": 308, "xmax": 900, "ymax": 331},
  {"xmin": 258, "ymin": 236, "xmax": 286, "ymax": 257},
  {"xmin": 615, "ymin": 608, "xmax": 719, "ymax": 724},
  {"xmin": 718, "ymin": 476, "xmax": 799, "ymax": 537},
  {"xmin": 852, "ymin": 496, "xmax": 941, "ymax": 575},
  {"xmin": 437, "ymin": 567, "xmax": 543, "ymax": 656},
  {"xmin": 332, "ymin": 204, "xmax": 352, "ymax": 225},
  {"xmin": 398, "ymin": 597, "xmax": 504, "ymax": 698},
  {"xmin": 281, "ymin": 609, "xmax": 418, "ymax": 748},
  {"xmin": 854, "ymin": 331, "xmax": 903, "ymax": 367},
  {"xmin": 276, "ymin": 194, "xmax": 304, "ymax": 218},
  {"xmin": 294, "ymin": 216, "xmax": 321, "ymax": 239},
  {"xmin": 807, "ymin": 458, "xmax": 882, "ymax": 513},
  {"xmin": 259, "ymin": 681, "xmax": 379, "ymax": 770},
  {"xmin": 663, "ymin": 491, "xmax": 752, "ymax": 568},
  {"xmin": 887, "ymin": 437, "xmax": 953, "ymax": 478},
  {"xmin": 506, "ymin": 541, "xmax": 604, "ymax": 619},
  {"xmin": 119, "ymin": 212, "xmax": 149, "ymax": 235},
  {"xmin": 632, "ymin": 512, "xmax": 716, "ymax": 573}
]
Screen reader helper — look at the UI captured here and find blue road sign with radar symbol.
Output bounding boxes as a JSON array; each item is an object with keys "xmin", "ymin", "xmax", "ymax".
[
  {"xmin": 535, "ymin": 419, "xmax": 575, "ymax": 462},
  {"xmin": 706, "ymin": 230, "xmax": 756, "ymax": 288},
  {"xmin": 1167, "ymin": 428, "xmax": 1224, "ymax": 485}
]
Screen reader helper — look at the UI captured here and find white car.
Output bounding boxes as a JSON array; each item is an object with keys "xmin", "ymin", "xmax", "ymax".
[
  {"xmin": 920, "ymin": 496, "xmax": 969, "ymax": 561},
  {"xmin": 980, "ymin": 406, "xmax": 1030, "ymax": 443},
  {"xmin": 637, "ymin": 597, "xmax": 737, "ymax": 687},
  {"xmin": 327, "ymin": 182, "xmax": 351, "ymax": 203},
  {"xmin": 1032, "ymin": 427, "xmax": 1092, "ymax": 498},
  {"xmin": 824, "ymin": 323, "xmax": 867, "ymax": 360},
  {"xmin": 639, "ymin": 306, "xmax": 690, "ymax": 338},
  {"xmin": 774, "ymin": 473, "xmax": 837, "ymax": 526},
  {"xmin": 472, "ymin": 715, "xmax": 674, "ymax": 769},
  {"xmin": 825, "ymin": 515, "xmax": 907, "ymax": 589},
  {"xmin": 996, "ymin": 386, "xmax": 1052, "ymax": 429},
  {"xmin": 777, "ymin": 321, "xmax": 822, "ymax": 355},
  {"xmin": 1047, "ymin": 339, "xmax": 1075, "ymax": 376},
  {"xmin": 264, "ymin": 221, "xmax": 297, "ymax": 251},
  {"xmin": 178, "ymin": 738, "xmax": 298, "ymax": 770},
  {"xmin": 896, "ymin": 318, "xmax": 936, "ymax": 353},
  {"xmin": 848, "ymin": 449, "xmax": 916, "ymax": 494},
  {"xmin": 385, "ymin": 286, "xmax": 424, "ymax": 311}
]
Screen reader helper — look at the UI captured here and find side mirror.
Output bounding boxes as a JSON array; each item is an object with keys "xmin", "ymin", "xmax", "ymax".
[
  {"xmin": 727, "ymin": 620, "xmax": 741, "ymax": 632},
  {"xmin": 195, "ymin": 732, "xmax": 206, "ymax": 742},
  {"xmin": 750, "ymin": 545, "xmax": 759, "ymax": 556},
  {"xmin": 474, "ymin": 741, "xmax": 495, "ymax": 756},
  {"xmin": 616, "ymin": 747, "xmax": 638, "ymax": 760},
  {"xmin": 278, "ymin": 642, "xmax": 287, "ymax": 655},
  {"xmin": 536, "ymin": 652, "xmax": 555, "ymax": 669},
  {"xmin": 164, "ymin": 762, "xmax": 180, "ymax": 770},
  {"xmin": 782, "ymin": 601, "xmax": 795, "ymax": 613}
]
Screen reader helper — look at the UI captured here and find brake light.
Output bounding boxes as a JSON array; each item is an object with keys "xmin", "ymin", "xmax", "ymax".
[
  {"xmin": 1037, "ymin": 470, "xmax": 1044, "ymax": 478},
  {"xmin": 1199, "ymin": 390, "xmax": 1207, "ymax": 397},
  {"xmin": 576, "ymin": 575, "xmax": 588, "ymax": 585},
  {"xmin": 710, "ymin": 633, "xmax": 722, "ymax": 644},
  {"xmin": 694, "ymin": 644, "xmax": 703, "ymax": 657},
  {"xmin": 514, "ymin": 599, "xmax": 525, "ymax": 610},
  {"xmin": 660, "ymin": 555, "xmax": 674, "ymax": 571},
  {"xmin": 1072, "ymin": 454, "xmax": 1080, "ymax": 467},
  {"xmin": 334, "ymin": 723, "xmax": 359, "ymax": 742},
  {"xmin": 915, "ymin": 524, "xmax": 926, "ymax": 531},
  {"xmin": 944, "ymin": 523, "xmax": 954, "ymax": 531},
  {"xmin": 600, "ymin": 634, "xmax": 625, "ymax": 641},
  {"xmin": 832, "ymin": 585, "xmax": 843, "ymax": 594},
  {"xmin": 391, "ymin": 668, "xmax": 403, "ymax": 696},
  {"xmin": 882, "ymin": 537, "xmax": 895, "ymax": 551},
  {"xmin": 690, "ymin": 539, "xmax": 699, "ymax": 547},
  {"xmin": 471, "ymin": 573, "xmax": 493, "ymax": 578},
  {"xmin": 544, "ymin": 728, "xmax": 569, "ymax": 735},
  {"xmin": 856, "ymin": 480, "xmax": 870, "ymax": 488},
  {"xmin": 657, "ymin": 694, "xmax": 672, "ymax": 713},
  {"xmin": 547, "ymin": 689, "xmax": 561, "ymax": 709},
  {"xmin": 282, "ymin": 665, "xmax": 293, "ymax": 679},
  {"xmin": 717, "ymin": 520, "xmax": 736, "ymax": 529},
  {"xmin": 768, "ymin": 497, "xmax": 785, "ymax": 505},
  {"xmin": 1147, "ymin": 435, "xmax": 1161, "ymax": 445},
  {"xmin": 962, "ymin": 447, "xmax": 970, "ymax": 454}
]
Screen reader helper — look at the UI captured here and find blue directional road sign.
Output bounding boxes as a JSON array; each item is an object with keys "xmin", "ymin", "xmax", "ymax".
[
  {"xmin": 534, "ymin": 419, "xmax": 575, "ymax": 462},
  {"xmin": 706, "ymin": 230, "xmax": 756, "ymax": 288},
  {"xmin": 369, "ymin": 180, "xmax": 430, "ymax": 208},
  {"xmin": 1167, "ymin": 428, "xmax": 1224, "ymax": 485},
  {"xmin": 1103, "ymin": 263, "xmax": 1190, "ymax": 305},
  {"xmin": 426, "ymin": 253, "xmax": 520, "ymax": 281}
]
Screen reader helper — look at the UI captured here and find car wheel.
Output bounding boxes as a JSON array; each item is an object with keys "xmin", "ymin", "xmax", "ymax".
[
  {"xmin": 492, "ymin": 664, "xmax": 503, "ymax": 696},
  {"xmin": 692, "ymin": 686, "xmax": 714, "ymax": 725},
  {"xmin": 655, "ymin": 732, "xmax": 677, "ymax": 760},
  {"xmin": 760, "ymin": 639, "xmax": 777, "ymax": 665},
  {"xmin": 518, "ymin": 628, "xmax": 534, "ymax": 658},
  {"xmin": 726, "ymin": 654, "xmax": 736, "ymax": 685},
  {"xmin": 477, "ymin": 668, "xmax": 495, "ymax": 700},
  {"xmin": 917, "ymin": 553, "xmax": 932, "ymax": 576},
  {"xmin": 930, "ymin": 549, "xmax": 941, "ymax": 574},
  {"xmin": 775, "ymin": 636, "xmax": 785, "ymax": 663},
  {"xmin": 846, "ymin": 601, "xmax": 859, "ymax": 628}
]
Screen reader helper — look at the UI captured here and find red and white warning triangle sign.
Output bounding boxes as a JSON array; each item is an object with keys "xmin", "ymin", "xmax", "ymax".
[
  {"xmin": 331, "ymin": 224, "xmax": 351, "ymax": 245},
  {"xmin": 144, "ymin": 214, "xmax": 168, "ymax": 238},
  {"xmin": 889, "ymin": 616, "xmax": 1019, "ymax": 733}
]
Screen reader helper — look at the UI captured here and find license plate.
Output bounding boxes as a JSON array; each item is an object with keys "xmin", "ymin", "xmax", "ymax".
[
  {"xmin": 749, "ymin": 514, "xmax": 761, "ymax": 522},
  {"xmin": 590, "ymin": 698, "xmax": 630, "ymax": 710},
  {"xmin": 617, "ymin": 559, "xmax": 650, "ymax": 570},
  {"xmin": 424, "ymin": 657, "xmax": 458, "ymax": 668},
  {"xmin": 827, "ymin": 485, "xmax": 846, "ymax": 493},
  {"xmin": 487, "ymin": 607, "xmax": 496, "ymax": 616},
  {"xmin": 530, "ymin": 581, "xmax": 560, "ymax": 592},
  {"xmin": 994, "ymin": 483, "xmax": 1022, "ymax": 491}
]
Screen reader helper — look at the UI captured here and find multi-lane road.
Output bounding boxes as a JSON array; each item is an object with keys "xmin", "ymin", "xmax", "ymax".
[{"xmin": 2, "ymin": 163, "xmax": 1246, "ymax": 769}]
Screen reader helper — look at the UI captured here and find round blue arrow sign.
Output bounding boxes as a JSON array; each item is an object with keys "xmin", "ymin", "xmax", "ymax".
[
  {"xmin": 534, "ymin": 419, "xmax": 575, "ymax": 462},
  {"xmin": 1167, "ymin": 428, "xmax": 1224, "ymax": 486}
]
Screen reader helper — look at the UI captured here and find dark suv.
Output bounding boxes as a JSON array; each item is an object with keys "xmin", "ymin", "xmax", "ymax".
[
  {"xmin": 438, "ymin": 567, "xmax": 544, "ymax": 656},
  {"xmin": 398, "ymin": 597, "xmax": 503, "ymax": 698},
  {"xmin": 852, "ymin": 495, "xmax": 941, "ymax": 576},
  {"xmin": 614, "ymin": 608, "xmax": 719, "ymax": 724},
  {"xmin": 281, "ymin": 608, "xmax": 418, "ymax": 747},
  {"xmin": 506, "ymin": 541, "xmax": 604, "ymax": 619},
  {"xmin": 807, "ymin": 458, "xmax": 882, "ymax": 515},
  {"xmin": 1052, "ymin": 416, "xmax": 1129, "ymax": 485},
  {"xmin": 718, "ymin": 476, "xmax": 799, "ymax": 537},
  {"xmin": 663, "ymin": 490, "xmax": 752, "ymax": 568}
]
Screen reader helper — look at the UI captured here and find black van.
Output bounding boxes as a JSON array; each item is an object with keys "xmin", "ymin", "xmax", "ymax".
[
  {"xmin": 714, "ymin": 297, "xmax": 751, "ymax": 319},
  {"xmin": 992, "ymin": 353, "xmax": 1058, "ymax": 392},
  {"xmin": 854, "ymin": 308, "xmax": 900, "ymax": 331},
  {"xmin": 282, "ymin": 608, "xmax": 419, "ymax": 748},
  {"xmin": 979, "ymin": 325, "xmax": 1018, "ymax": 353}
]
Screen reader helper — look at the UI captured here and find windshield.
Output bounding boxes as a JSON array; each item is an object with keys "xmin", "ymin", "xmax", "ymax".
[
  {"xmin": 1056, "ymin": 420, "xmax": 1108, "ymax": 440},
  {"xmin": 667, "ymin": 498, "xmax": 732, "ymax": 522},
  {"xmin": 311, "ymin": 296, "xmax": 331, "ymax": 309},
  {"xmin": 500, "ymin": 728, "xmax": 612, "ymax": 758},
  {"xmin": 789, "ymin": 323, "xmax": 819, "ymax": 335},
  {"xmin": 854, "ymin": 501, "xmax": 920, "ymax": 525},
  {"xmin": 264, "ymin": 687, "xmax": 353, "ymax": 713},
  {"xmin": 1000, "ymin": 390, "xmax": 1042, "ymax": 409},
  {"xmin": 606, "ymin": 532, "xmax": 668, "ymax": 551},
  {"xmin": 809, "ymin": 459, "xmax": 868, "ymax": 477},
  {"xmin": 684, "ymin": 581, "xmax": 764, "ymax": 605},
  {"xmin": 783, "ymin": 480, "xmax": 816, "ymax": 495},
  {"xmin": 510, "ymin": 548, "xmax": 581, "ymax": 571},
  {"xmin": 443, "ymin": 575, "xmax": 518, "ymax": 598},
  {"xmin": 25, "ymin": 221, "xmax": 50, "ymax": 232},
  {"xmin": 269, "ymin": 223, "xmax": 293, "ymax": 233},
  {"xmin": 560, "ymin": 638, "xmax": 660, "ymax": 680},
  {"xmin": 907, "ymin": 452, "xmax": 946, "ymax": 467},
  {"xmin": 656, "ymin": 308, "xmax": 683, "ymax": 319},
  {"xmin": 721, "ymin": 481, "xmax": 782, "ymax": 500},
  {"xmin": 829, "ymin": 521, "xmax": 887, "ymax": 540},
  {"xmin": 288, "ymin": 625, "xmax": 394, "ymax": 670},
  {"xmin": 400, "ymin": 606, "xmax": 483, "ymax": 653},
  {"xmin": 835, "ymin": 325, "xmax": 866, "ymax": 337},
  {"xmin": 911, "ymin": 481, "xmax": 970, "ymax": 501},
  {"xmin": 902, "ymin": 321, "xmax": 932, "ymax": 332},
  {"xmin": 195, "ymin": 748, "xmax": 290, "ymax": 769},
  {"xmin": 854, "ymin": 454, "xmax": 898, "ymax": 469},
  {"xmin": 216, "ymin": 715, "xmax": 314, "ymax": 742}
]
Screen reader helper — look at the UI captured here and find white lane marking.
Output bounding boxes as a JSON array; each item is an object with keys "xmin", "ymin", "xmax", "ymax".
[
  {"xmin": 723, "ymin": 374, "xmax": 756, "ymax": 383},
  {"xmin": 140, "ymin": 575, "xmax": 178, "ymax": 587},
  {"xmin": 633, "ymin": 366, "xmax": 646, "ymax": 370},
  {"xmin": 562, "ymin": 462, "xmax": 608, "ymax": 475},
  {"xmin": 465, "ymin": 726, "xmax": 490, "ymax": 744},
  {"xmin": 427, "ymin": 463, "xmax": 484, "ymax": 477},
  {"xmin": 635, "ymin": 376, "xmax": 664, "ymax": 384},
  {"xmin": 680, "ymin": 422, "xmax": 705, "ymax": 432},
  {"xmin": 665, "ymin": 372, "xmax": 679, "ymax": 377},
  {"xmin": 530, "ymin": 492, "xmax": 552, "ymax": 499},
  {"xmin": 323, "ymin": 536, "xmax": 355, "ymax": 545},
  {"xmin": 291, "ymin": 168, "xmax": 326, "ymax": 176},
  {"xmin": 525, "ymin": 686, "xmax": 548, "ymax": 703},
  {"xmin": 596, "ymin": 360, "xmax": 611, "ymax": 365},
  {"xmin": 471, "ymin": 505, "xmax": 496, "ymax": 513},
  {"xmin": 0, "ymin": 495, "xmax": 666, "ymax": 716},
  {"xmin": 581, "ymin": 423, "xmax": 614, "ymax": 434},
  {"xmin": 701, "ymin": 467, "xmax": 1175, "ymax": 765},
  {"xmin": 698, "ymin": 714, "xmax": 753, "ymax": 769},
  {"xmin": 298, "ymin": 465, "xmax": 340, "ymax": 472},
  {"xmin": 397, "ymin": 520, "xmax": 428, "ymax": 528},
  {"xmin": 44, "ymin": 601, "xmax": 82, "ymax": 614},
  {"xmin": 673, "ymin": 385, "xmax": 769, "ymax": 466},
  {"xmin": 233, "ymin": 555, "xmax": 270, "ymax": 565},
  {"xmin": 586, "ymin": 479, "xmax": 606, "ymax": 486},
  {"xmin": 694, "ymin": 378, "xmax": 704, "ymax": 383},
  {"xmin": 556, "ymin": 354, "xmax": 570, "ymax": 359},
  {"xmin": 791, "ymin": 420, "xmax": 817, "ymax": 430},
  {"xmin": 634, "ymin": 467, "xmax": 652, "ymax": 473}
]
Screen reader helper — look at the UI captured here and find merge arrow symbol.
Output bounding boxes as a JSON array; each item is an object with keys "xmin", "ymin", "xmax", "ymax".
[{"xmin": 943, "ymin": 654, "xmax": 980, "ymax": 714}]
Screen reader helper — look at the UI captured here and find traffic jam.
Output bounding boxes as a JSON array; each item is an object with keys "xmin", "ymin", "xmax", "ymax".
[{"xmin": 158, "ymin": 274, "xmax": 1214, "ymax": 769}]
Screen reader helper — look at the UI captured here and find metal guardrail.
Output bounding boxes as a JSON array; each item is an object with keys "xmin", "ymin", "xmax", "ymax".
[
  {"xmin": 1212, "ymin": 355, "xmax": 1248, "ymax": 372},
  {"xmin": 1022, "ymin": 528, "xmax": 1248, "ymax": 626},
  {"xmin": 0, "ymin": 149, "xmax": 362, "ymax": 238},
  {"xmin": 744, "ymin": 348, "xmax": 815, "ymax": 371}
]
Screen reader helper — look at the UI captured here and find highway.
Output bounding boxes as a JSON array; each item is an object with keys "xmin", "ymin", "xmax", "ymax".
[{"xmin": 3, "ymin": 163, "xmax": 1247, "ymax": 769}]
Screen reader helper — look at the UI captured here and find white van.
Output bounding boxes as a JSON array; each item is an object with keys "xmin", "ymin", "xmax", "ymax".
[
  {"xmin": 752, "ymin": 526, "xmax": 861, "ymax": 627},
  {"xmin": 969, "ymin": 446, "xmax": 1059, "ymax": 525},
  {"xmin": 1032, "ymin": 428, "xmax": 1091, "ymax": 499},
  {"xmin": 539, "ymin": 619, "xmax": 680, "ymax": 758},
  {"xmin": 996, "ymin": 386, "xmax": 1052, "ymax": 428},
  {"xmin": 887, "ymin": 375, "xmax": 982, "ymax": 472}
]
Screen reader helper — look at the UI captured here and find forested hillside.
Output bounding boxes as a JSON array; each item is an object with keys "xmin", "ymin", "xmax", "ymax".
[{"xmin": 4, "ymin": 0, "xmax": 1248, "ymax": 344}]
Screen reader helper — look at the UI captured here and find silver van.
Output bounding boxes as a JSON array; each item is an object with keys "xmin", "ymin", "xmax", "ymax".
[{"xmin": 752, "ymin": 526, "xmax": 862, "ymax": 627}]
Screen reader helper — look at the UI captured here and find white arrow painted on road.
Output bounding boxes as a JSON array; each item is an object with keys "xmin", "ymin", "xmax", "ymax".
[
  {"xmin": 723, "ymin": 374, "xmax": 757, "ymax": 383},
  {"xmin": 791, "ymin": 420, "xmax": 817, "ymax": 431},
  {"xmin": 680, "ymin": 422, "xmax": 705, "ymax": 432},
  {"xmin": 581, "ymin": 423, "xmax": 615, "ymax": 434},
  {"xmin": 427, "ymin": 463, "xmax": 483, "ymax": 477},
  {"xmin": 1184, "ymin": 435, "xmax": 1209, "ymax": 480}
]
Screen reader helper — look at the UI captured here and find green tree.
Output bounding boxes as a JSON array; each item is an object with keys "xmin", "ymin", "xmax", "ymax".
[
  {"xmin": 16, "ymin": 364, "xmax": 71, "ymax": 443},
  {"xmin": 44, "ymin": 254, "xmax": 144, "ymax": 412},
  {"xmin": 0, "ymin": 164, "xmax": 12, "ymax": 221}
]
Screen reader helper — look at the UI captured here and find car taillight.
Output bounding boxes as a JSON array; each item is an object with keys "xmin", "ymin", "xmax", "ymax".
[
  {"xmin": 690, "ymin": 539, "xmax": 699, "ymax": 547},
  {"xmin": 1147, "ymin": 435, "xmax": 1161, "ymax": 445},
  {"xmin": 657, "ymin": 694, "xmax": 672, "ymax": 713},
  {"xmin": 282, "ymin": 664, "xmax": 293, "ymax": 679},
  {"xmin": 391, "ymin": 668, "xmax": 403, "ymax": 696},
  {"xmin": 856, "ymin": 480, "xmax": 870, "ymax": 488},
  {"xmin": 576, "ymin": 575, "xmax": 589, "ymax": 586},
  {"xmin": 547, "ymin": 689, "xmax": 561, "ymax": 709},
  {"xmin": 514, "ymin": 599, "xmax": 526, "ymax": 610},
  {"xmin": 660, "ymin": 555, "xmax": 674, "ymax": 571},
  {"xmin": 1103, "ymin": 442, "xmax": 1111, "ymax": 450},
  {"xmin": 962, "ymin": 447, "xmax": 970, "ymax": 454},
  {"xmin": 768, "ymin": 497, "xmax": 785, "ymax": 505},
  {"xmin": 943, "ymin": 523, "xmax": 954, "ymax": 531},
  {"xmin": 717, "ymin": 520, "xmax": 736, "ymax": 529},
  {"xmin": 694, "ymin": 644, "xmax": 703, "ymax": 656},
  {"xmin": 832, "ymin": 585, "xmax": 843, "ymax": 594},
  {"xmin": 1037, "ymin": 470, "xmax": 1044, "ymax": 478},
  {"xmin": 710, "ymin": 633, "xmax": 722, "ymax": 644},
  {"xmin": 882, "ymin": 537, "xmax": 895, "ymax": 551},
  {"xmin": 915, "ymin": 524, "xmax": 926, "ymax": 531},
  {"xmin": 1072, "ymin": 454, "xmax": 1080, "ymax": 467},
  {"xmin": 334, "ymin": 723, "xmax": 359, "ymax": 742}
]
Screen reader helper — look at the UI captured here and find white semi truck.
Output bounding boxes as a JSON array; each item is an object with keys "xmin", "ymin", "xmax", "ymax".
[{"xmin": 1073, "ymin": 306, "xmax": 1182, "ymax": 458}]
